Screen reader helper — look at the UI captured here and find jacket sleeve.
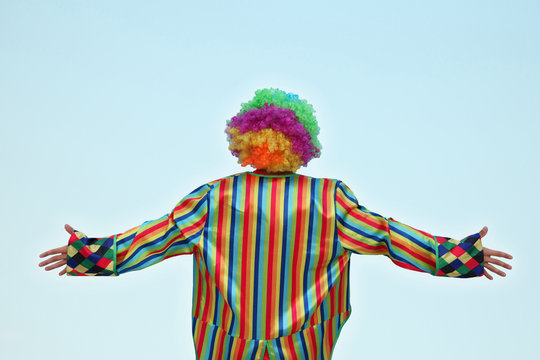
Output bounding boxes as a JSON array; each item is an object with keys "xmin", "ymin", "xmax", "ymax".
[
  {"xmin": 335, "ymin": 181, "xmax": 484, "ymax": 278},
  {"xmin": 66, "ymin": 184, "xmax": 212, "ymax": 276}
]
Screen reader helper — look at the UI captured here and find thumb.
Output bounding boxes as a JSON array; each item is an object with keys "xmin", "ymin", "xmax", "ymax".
[
  {"xmin": 65, "ymin": 224, "xmax": 75, "ymax": 235},
  {"xmin": 479, "ymin": 226, "xmax": 488, "ymax": 239}
]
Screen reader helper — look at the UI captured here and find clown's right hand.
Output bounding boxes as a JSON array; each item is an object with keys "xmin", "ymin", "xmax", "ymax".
[
  {"xmin": 38, "ymin": 224, "xmax": 74, "ymax": 276},
  {"xmin": 478, "ymin": 226, "xmax": 513, "ymax": 280}
]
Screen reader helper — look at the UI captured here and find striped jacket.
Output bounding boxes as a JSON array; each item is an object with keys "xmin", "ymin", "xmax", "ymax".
[{"xmin": 66, "ymin": 171, "xmax": 484, "ymax": 359}]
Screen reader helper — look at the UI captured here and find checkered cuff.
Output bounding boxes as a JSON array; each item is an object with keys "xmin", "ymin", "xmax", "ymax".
[
  {"xmin": 435, "ymin": 233, "xmax": 484, "ymax": 278},
  {"xmin": 66, "ymin": 230, "xmax": 117, "ymax": 276}
]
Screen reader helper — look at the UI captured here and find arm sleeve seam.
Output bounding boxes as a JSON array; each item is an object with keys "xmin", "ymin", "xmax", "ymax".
[
  {"xmin": 194, "ymin": 184, "xmax": 213, "ymax": 250},
  {"xmin": 113, "ymin": 234, "xmax": 118, "ymax": 276},
  {"xmin": 334, "ymin": 181, "xmax": 344, "ymax": 251},
  {"xmin": 433, "ymin": 235, "xmax": 439, "ymax": 275}
]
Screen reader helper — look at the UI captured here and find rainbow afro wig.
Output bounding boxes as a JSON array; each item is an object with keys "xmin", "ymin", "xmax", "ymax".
[{"xmin": 225, "ymin": 88, "xmax": 321, "ymax": 173}]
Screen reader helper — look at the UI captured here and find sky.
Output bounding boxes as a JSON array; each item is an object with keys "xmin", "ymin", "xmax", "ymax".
[{"xmin": 1, "ymin": 0, "xmax": 539, "ymax": 359}]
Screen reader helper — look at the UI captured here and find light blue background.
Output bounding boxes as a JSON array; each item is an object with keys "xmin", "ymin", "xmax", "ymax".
[{"xmin": 1, "ymin": 1, "xmax": 538, "ymax": 359}]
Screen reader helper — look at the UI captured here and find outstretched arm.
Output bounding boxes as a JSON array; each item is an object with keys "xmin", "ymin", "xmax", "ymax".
[
  {"xmin": 336, "ymin": 182, "xmax": 513, "ymax": 279},
  {"xmin": 39, "ymin": 184, "xmax": 212, "ymax": 276}
]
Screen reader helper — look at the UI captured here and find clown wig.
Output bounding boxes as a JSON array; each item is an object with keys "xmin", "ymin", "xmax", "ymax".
[{"xmin": 225, "ymin": 88, "xmax": 321, "ymax": 173}]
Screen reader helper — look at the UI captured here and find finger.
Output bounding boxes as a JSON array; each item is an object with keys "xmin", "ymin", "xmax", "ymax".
[
  {"xmin": 485, "ymin": 248, "xmax": 513, "ymax": 259},
  {"xmin": 485, "ymin": 257, "xmax": 512, "ymax": 270},
  {"xmin": 45, "ymin": 259, "xmax": 67, "ymax": 271},
  {"xmin": 484, "ymin": 268, "xmax": 493, "ymax": 280},
  {"xmin": 479, "ymin": 226, "xmax": 488, "ymax": 239},
  {"xmin": 39, "ymin": 254, "xmax": 66, "ymax": 267},
  {"xmin": 39, "ymin": 245, "xmax": 68, "ymax": 258},
  {"xmin": 485, "ymin": 263, "xmax": 506, "ymax": 277},
  {"xmin": 65, "ymin": 224, "xmax": 75, "ymax": 235},
  {"xmin": 59, "ymin": 268, "xmax": 67, "ymax": 276}
]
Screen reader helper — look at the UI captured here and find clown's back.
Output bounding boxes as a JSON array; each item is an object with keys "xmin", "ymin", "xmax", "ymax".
[{"xmin": 192, "ymin": 171, "xmax": 353, "ymax": 359}]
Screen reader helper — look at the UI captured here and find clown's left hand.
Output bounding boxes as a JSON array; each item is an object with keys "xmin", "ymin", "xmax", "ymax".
[{"xmin": 38, "ymin": 224, "xmax": 74, "ymax": 276}]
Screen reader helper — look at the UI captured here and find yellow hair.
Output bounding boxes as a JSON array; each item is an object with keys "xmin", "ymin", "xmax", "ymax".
[{"xmin": 226, "ymin": 128, "xmax": 303, "ymax": 172}]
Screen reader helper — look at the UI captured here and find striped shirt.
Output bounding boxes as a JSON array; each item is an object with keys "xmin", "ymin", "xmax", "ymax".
[{"xmin": 66, "ymin": 171, "xmax": 484, "ymax": 359}]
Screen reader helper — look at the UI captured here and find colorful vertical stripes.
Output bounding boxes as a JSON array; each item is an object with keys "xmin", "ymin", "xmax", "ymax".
[
  {"xmin": 192, "ymin": 173, "xmax": 351, "ymax": 348},
  {"xmin": 67, "ymin": 172, "xmax": 484, "ymax": 359}
]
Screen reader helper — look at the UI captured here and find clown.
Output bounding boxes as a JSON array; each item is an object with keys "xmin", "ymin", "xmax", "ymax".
[{"xmin": 39, "ymin": 88, "xmax": 512, "ymax": 359}]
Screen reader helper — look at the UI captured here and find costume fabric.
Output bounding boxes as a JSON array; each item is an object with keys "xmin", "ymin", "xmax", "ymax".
[{"xmin": 66, "ymin": 172, "xmax": 484, "ymax": 359}]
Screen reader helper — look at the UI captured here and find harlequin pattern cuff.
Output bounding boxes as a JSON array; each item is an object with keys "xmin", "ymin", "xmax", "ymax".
[
  {"xmin": 435, "ymin": 233, "xmax": 484, "ymax": 278},
  {"xmin": 66, "ymin": 230, "xmax": 117, "ymax": 276}
]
